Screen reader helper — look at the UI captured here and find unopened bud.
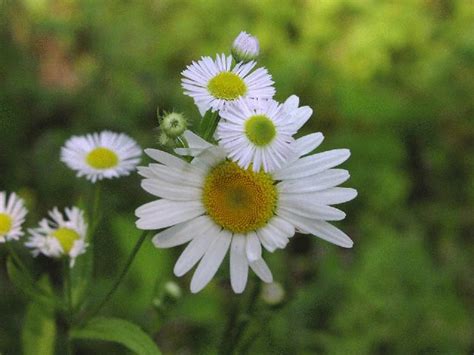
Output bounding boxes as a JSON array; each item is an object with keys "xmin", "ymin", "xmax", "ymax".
[
  {"xmin": 164, "ymin": 281, "xmax": 182, "ymax": 300},
  {"xmin": 232, "ymin": 31, "xmax": 260, "ymax": 63},
  {"xmin": 261, "ymin": 282, "xmax": 285, "ymax": 306},
  {"xmin": 161, "ymin": 112, "xmax": 187, "ymax": 138}
]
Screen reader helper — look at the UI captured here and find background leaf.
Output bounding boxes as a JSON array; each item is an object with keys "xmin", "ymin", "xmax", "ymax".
[
  {"xmin": 71, "ymin": 317, "xmax": 161, "ymax": 355},
  {"xmin": 21, "ymin": 276, "xmax": 56, "ymax": 355}
]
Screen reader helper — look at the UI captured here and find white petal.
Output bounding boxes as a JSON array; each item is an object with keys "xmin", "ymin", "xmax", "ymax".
[
  {"xmin": 278, "ymin": 210, "xmax": 353, "ymax": 248},
  {"xmin": 274, "ymin": 149, "xmax": 350, "ymax": 180},
  {"xmin": 294, "ymin": 132, "xmax": 324, "ymax": 157},
  {"xmin": 135, "ymin": 200, "xmax": 204, "ymax": 230},
  {"xmin": 293, "ymin": 187, "xmax": 358, "ymax": 205},
  {"xmin": 145, "ymin": 149, "xmax": 188, "ymax": 170},
  {"xmin": 190, "ymin": 230, "xmax": 232, "ymax": 293},
  {"xmin": 249, "ymin": 259, "xmax": 273, "ymax": 283},
  {"xmin": 245, "ymin": 231, "xmax": 262, "ymax": 262},
  {"xmin": 173, "ymin": 222, "xmax": 221, "ymax": 276},
  {"xmin": 141, "ymin": 179, "xmax": 201, "ymax": 200},
  {"xmin": 277, "ymin": 169, "xmax": 349, "ymax": 194},
  {"xmin": 152, "ymin": 215, "xmax": 213, "ymax": 248},
  {"xmin": 230, "ymin": 235, "xmax": 249, "ymax": 293}
]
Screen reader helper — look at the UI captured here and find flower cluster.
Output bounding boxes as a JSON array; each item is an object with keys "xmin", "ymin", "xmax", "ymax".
[
  {"xmin": 2, "ymin": 131, "xmax": 142, "ymax": 267},
  {"xmin": 136, "ymin": 31, "xmax": 357, "ymax": 293}
]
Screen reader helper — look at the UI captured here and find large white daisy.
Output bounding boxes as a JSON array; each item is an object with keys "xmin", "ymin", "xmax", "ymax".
[
  {"xmin": 217, "ymin": 97, "xmax": 312, "ymax": 172},
  {"xmin": 135, "ymin": 134, "xmax": 356, "ymax": 293},
  {"xmin": 61, "ymin": 131, "xmax": 141, "ymax": 183},
  {"xmin": 181, "ymin": 54, "xmax": 275, "ymax": 115},
  {"xmin": 0, "ymin": 192, "xmax": 28, "ymax": 243},
  {"xmin": 25, "ymin": 207, "xmax": 88, "ymax": 267}
]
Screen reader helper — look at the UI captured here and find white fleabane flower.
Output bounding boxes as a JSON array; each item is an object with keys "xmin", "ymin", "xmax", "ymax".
[
  {"xmin": 181, "ymin": 54, "xmax": 275, "ymax": 115},
  {"xmin": 232, "ymin": 31, "xmax": 260, "ymax": 63},
  {"xmin": 217, "ymin": 97, "xmax": 311, "ymax": 172},
  {"xmin": 0, "ymin": 192, "xmax": 28, "ymax": 243},
  {"xmin": 25, "ymin": 207, "xmax": 87, "ymax": 267},
  {"xmin": 135, "ymin": 134, "xmax": 356, "ymax": 294},
  {"xmin": 61, "ymin": 131, "xmax": 141, "ymax": 183}
]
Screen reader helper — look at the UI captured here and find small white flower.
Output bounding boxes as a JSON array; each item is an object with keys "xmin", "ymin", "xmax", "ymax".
[
  {"xmin": 61, "ymin": 131, "xmax": 141, "ymax": 183},
  {"xmin": 0, "ymin": 192, "xmax": 28, "ymax": 243},
  {"xmin": 217, "ymin": 97, "xmax": 312, "ymax": 172},
  {"xmin": 232, "ymin": 31, "xmax": 260, "ymax": 62},
  {"xmin": 181, "ymin": 54, "xmax": 275, "ymax": 115},
  {"xmin": 135, "ymin": 134, "xmax": 356, "ymax": 293},
  {"xmin": 25, "ymin": 207, "xmax": 88, "ymax": 267}
]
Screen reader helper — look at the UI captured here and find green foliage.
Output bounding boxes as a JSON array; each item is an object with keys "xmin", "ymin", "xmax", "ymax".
[
  {"xmin": 22, "ymin": 276, "xmax": 56, "ymax": 355},
  {"xmin": 0, "ymin": 0, "xmax": 473, "ymax": 353},
  {"xmin": 71, "ymin": 317, "xmax": 161, "ymax": 355}
]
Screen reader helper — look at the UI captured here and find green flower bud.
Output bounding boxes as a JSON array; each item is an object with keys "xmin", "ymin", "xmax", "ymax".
[
  {"xmin": 260, "ymin": 282, "xmax": 285, "ymax": 306},
  {"xmin": 161, "ymin": 112, "xmax": 187, "ymax": 138}
]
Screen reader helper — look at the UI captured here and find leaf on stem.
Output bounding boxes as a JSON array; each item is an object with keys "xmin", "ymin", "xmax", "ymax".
[
  {"xmin": 71, "ymin": 316, "xmax": 161, "ymax": 355},
  {"xmin": 22, "ymin": 276, "xmax": 56, "ymax": 355}
]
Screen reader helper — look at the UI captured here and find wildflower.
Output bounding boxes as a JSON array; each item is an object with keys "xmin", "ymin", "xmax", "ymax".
[
  {"xmin": 135, "ymin": 137, "xmax": 356, "ymax": 293},
  {"xmin": 217, "ymin": 97, "xmax": 311, "ymax": 172},
  {"xmin": 61, "ymin": 131, "xmax": 141, "ymax": 183},
  {"xmin": 181, "ymin": 54, "xmax": 275, "ymax": 115},
  {"xmin": 25, "ymin": 207, "xmax": 87, "ymax": 267},
  {"xmin": 231, "ymin": 31, "xmax": 260, "ymax": 63},
  {"xmin": 0, "ymin": 192, "xmax": 28, "ymax": 243}
]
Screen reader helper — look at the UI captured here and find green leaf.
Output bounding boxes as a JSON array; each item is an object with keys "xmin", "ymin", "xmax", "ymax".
[
  {"xmin": 70, "ymin": 243, "xmax": 93, "ymax": 310},
  {"xmin": 22, "ymin": 276, "xmax": 56, "ymax": 355},
  {"xmin": 71, "ymin": 317, "xmax": 161, "ymax": 355},
  {"xmin": 6, "ymin": 256, "xmax": 57, "ymax": 308}
]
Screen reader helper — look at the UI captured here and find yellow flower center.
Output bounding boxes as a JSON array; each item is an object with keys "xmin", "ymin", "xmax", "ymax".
[
  {"xmin": 207, "ymin": 72, "xmax": 247, "ymax": 100},
  {"xmin": 0, "ymin": 213, "xmax": 12, "ymax": 235},
  {"xmin": 244, "ymin": 115, "xmax": 276, "ymax": 146},
  {"xmin": 86, "ymin": 147, "xmax": 119, "ymax": 169},
  {"xmin": 202, "ymin": 161, "xmax": 277, "ymax": 233},
  {"xmin": 52, "ymin": 227, "xmax": 80, "ymax": 254}
]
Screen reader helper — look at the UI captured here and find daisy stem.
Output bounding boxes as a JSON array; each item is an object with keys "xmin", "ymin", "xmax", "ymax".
[
  {"xmin": 81, "ymin": 230, "xmax": 149, "ymax": 322},
  {"xmin": 218, "ymin": 279, "xmax": 261, "ymax": 354},
  {"xmin": 63, "ymin": 259, "xmax": 74, "ymax": 354},
  {"xmin": 6, "ymin": 241, "xmax": 29, "ymax": 275}
]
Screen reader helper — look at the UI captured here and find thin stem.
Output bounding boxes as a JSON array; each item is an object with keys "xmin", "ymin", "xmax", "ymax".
[
  {"xmin": 6, "ymin": 241, "xmax": 29, "ymax": 274},
  {"xmin": 89, "ymin": 183, "xmax": 102, "ymax": 236},
  {"xmin": 81, "ymin": 230, "xmax": 149, "ymax": 322},
  {"xmin": 63, "ymin": 259, "xmax": 74, "ymax": 354},
  {"xmin": 218, "ymin": 280, "xmax": 261, "ymax": 355}
]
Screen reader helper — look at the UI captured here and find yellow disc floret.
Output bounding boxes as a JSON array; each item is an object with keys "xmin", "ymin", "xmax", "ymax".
[
  {"xmin": 244, "ymin": 115, "xmax": 276, "ymax": 146},
  {"xmin": 86, "ymin": 147, "xmax": 119, "ymax": 169},
  {"xmin": 0, "ymin": 213, "xmax": 12, "ymax": 235},
  {"xmin": 207, "ymin": 72, "xmax": 247, "ymax": 100},
  {"xmin": 202, "ymin": 161, "xmax": 277, "ymax": 233},
  {"xmin": 52, "ymin": 227, "xmax": 80, "ymax": 254}
]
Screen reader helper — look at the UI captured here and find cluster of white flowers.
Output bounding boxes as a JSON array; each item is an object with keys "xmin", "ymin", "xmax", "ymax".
[
  {"xmin": 136, "ymin": 31, "xmax": 358, "ymax": 293},
  {"xmin": 2, "ymin": 132, "xmax": 142, "ymax": 267}
]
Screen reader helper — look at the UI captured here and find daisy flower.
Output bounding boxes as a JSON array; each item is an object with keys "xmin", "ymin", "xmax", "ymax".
[
  {"xmin": 61, "ymin": 131, "xmax": 141, "ymax": 183},
  {"xmin": 217, "ymin": 97, "xmax": 312, "ymax": 172},
  {"xmin": 25, "ymin": 207, "xmax": 87, "ymax": 267},
  {"xmin": 0, "ymin": 192, "xmax": 28, "ymax": 243},
  {"xmin": 232, "ymin": 31, "xmax": 260, "ymax": 63},
  {"xmin": 181, "ymin": 54, "xmax": 275, "ymax": 115},
  {"xmin": 135, "ymin": 134, "xmax": 356, "ymax": 293}
]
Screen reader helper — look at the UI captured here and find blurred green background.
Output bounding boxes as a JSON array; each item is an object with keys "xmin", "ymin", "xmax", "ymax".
[{"xmin": 1, "ymin": 0, "xmax": 473, "ymax": 354}]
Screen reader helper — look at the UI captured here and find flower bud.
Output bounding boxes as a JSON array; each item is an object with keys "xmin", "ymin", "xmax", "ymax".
[
  {"xmin": 231, "ymin": 31, "xmax": 259, "ymax": 63},
  {"xmin": 164, "ymin": 281, "xmax": 182, "ymax": 300},
  {"xmin": 161, "ymin": 112, "xmax": 187, "ymax": 138},
  {"xmin": 260, "ymin": 282, "xmax": 285, "ymax": 306}
]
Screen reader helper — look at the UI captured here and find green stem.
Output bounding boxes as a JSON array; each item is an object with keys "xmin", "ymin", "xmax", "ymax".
[
  {"xmin": 218, "ymin": 280, "xmax": 261, "ymax": 355},
  {"xmin": 63, "ymin": 259, "xmax": 74, "ymax": 354},
  {"xmin": 6, "ymin": 241, "xmax": 29, "ymax": 274},
  {"xmin": 89, "ymin": 183, "xmax": 102, "ymax": 236},
  {"xmin": 81, "ymin": 230, "xmax": 149, "ymax": 322}
]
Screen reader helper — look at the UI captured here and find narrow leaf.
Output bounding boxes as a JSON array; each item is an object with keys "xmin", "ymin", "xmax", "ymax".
[
  {"xmin": 22, "ymin": 276, "xmax": 56, "ymax": 355},
  {"xmin": 71, "ymin": 317, "xmax": 161, "ymax": 355}
]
